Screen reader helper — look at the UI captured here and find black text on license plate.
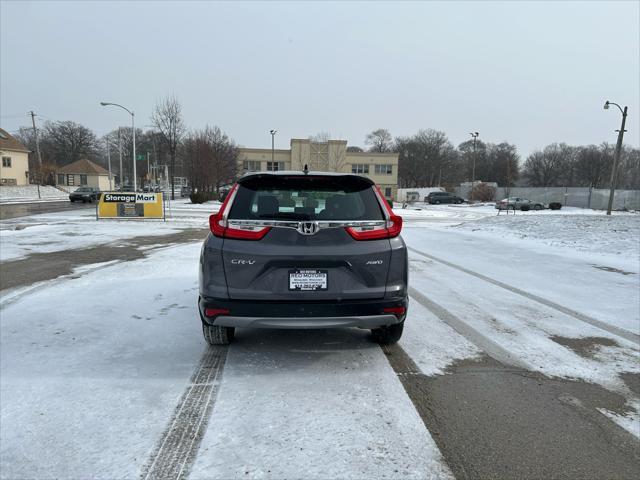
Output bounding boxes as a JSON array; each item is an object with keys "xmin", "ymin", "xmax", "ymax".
[{"xmin": 288, "ymin": 269, "xmax": 328, "ymax": 291}]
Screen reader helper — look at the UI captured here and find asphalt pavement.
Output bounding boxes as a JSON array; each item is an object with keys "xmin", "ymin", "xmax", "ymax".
[{"xmin": 0, "ymin": 200, "xmax": 95, "ymax": 220}]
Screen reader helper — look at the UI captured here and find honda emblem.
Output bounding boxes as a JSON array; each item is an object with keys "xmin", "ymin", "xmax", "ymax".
[{"xmin": 297, "ymin": 221, "xmax": 320, "ymax": 235}]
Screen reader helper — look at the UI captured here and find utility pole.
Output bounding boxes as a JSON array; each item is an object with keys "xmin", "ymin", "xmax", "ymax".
[
  {"xmin": 131, "ymin": 111, "xmax": 136, "ymax": 191},
  {"xmin": 106, "ymin": 139, "xmax": 113, "ymax": 190},
  {"xmin": 152, "ymin": 133, "xmax": 159, "ymax": 187},
  {"xmin": 270, "ymin": 129, "xmax": 277, "ymax": 166},
  {"xmin": 604, "ymin": 101, "xmax": 628, "ymax": 215},
  {"xmin": 506, "ymin": 154, "xmax": 511, "ymax": 197},
  {"xmin": 29, "ymin": 111, "xmax": 43, "ymax": 167},
  {"xmin": 118, "ymin": 128, "xmax": 123, "ymax": 189},
  {"xmin": 469, "ymin": 132, "xmax": 479, "ymax": 200}
]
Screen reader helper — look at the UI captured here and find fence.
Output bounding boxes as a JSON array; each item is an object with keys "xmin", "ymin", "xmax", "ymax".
[{"xmin": 453, "ymin": 186, "xmax": 640, "ymax": 210}]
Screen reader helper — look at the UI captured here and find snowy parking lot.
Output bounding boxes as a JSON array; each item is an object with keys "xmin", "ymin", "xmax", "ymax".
[{"xmin": 1, "ymin": 201, "xmax": 639, "ymax": 479}]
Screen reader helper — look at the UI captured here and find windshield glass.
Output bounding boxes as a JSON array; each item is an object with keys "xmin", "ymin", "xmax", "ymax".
[
  {"xmin": 76, "ymin": 187, "xmax": 92, "ymax": 192},
  {"xmin": 229, "ymin": 176, "xmax": 384, "ymax": 221}
]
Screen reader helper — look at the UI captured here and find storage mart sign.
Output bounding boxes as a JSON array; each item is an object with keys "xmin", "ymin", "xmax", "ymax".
[
  {"xmin": 103, "ymin": 193, "xmax": 160, "ymax": 203},
  {"xmin": 98, "ymin": 192, "xmax": 165, "ymax": 219}
]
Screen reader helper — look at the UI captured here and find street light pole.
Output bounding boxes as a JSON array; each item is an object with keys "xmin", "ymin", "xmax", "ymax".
[
  {"xmin": 270, "ymin": 130, "xmax": 277, "ymax": 167},
  {"xmin": 470, "ymin": 132, "xmax": 479, "ymax": 184},
  {"xmin": 106, "ymin": 139, "xmax": 113, "ymax": 190},
  {"xmin": 603, "ymin": 101, "xmax": 628, "ymax": 215},
  {"xmin": 469, "ymin": 132, "xmax": 479, "ymax": 200},
  {"xmin": 100, "ymin": 102, "xmax": 137, "ymax": 191},
  {"xmin": 118, "ymin": 128, "xmax": 123, "ymax": 188}
]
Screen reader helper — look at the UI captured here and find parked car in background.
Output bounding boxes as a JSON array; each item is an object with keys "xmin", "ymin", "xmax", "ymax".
[
  {"xmin": 425, "ymin": 191, "xmax": 464, "ymax": 204},
  {"xmin": 181, "ymin": 186, "xmax": 192, "ymax": 197},
  {"xmin": 496, "ymin": 197, "xmax": 545, "ymax": 210},
  {"xmin": 69, "ymin": 186, "xmax": 101, "ymax": 203}
]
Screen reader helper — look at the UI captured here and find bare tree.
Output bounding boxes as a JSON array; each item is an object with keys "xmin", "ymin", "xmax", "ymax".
[
  {"xmin": 522, "ymin": 143, "xmax": 573, "ymax": 186},
  {"xmin": 152, "ymin": 95, "xmax": 186, "ymax": 199},
  {"xmin": 458, "ymin": 138, "xmax": 488, "ymax": 182},
  {"xmin": 396, "ymin": 129, "xmax": 461, "ymax": 188},
  {"xmin": 308, "ymin": 131, "xmax": 331, "ymax": 143},
  {"xmin": 365, "ymin": 128, "xmax": 393, "ymax": 152},
  {"xmin": 573, "ymin": 144, "xmax": 611, "ymax": 188},
  {"xmin": 36, "ymin": 120, "xmax": 100, "ymax": 166},
  {"xmin": 182, "ymin": 126, "xmax": 238, "ymax": 195},
  {"xmin": 617, "ymin": 146, "xmax": 640, "ymax": 189},
  {"xmin": 487, "ymin": 142, "xmax": 520, "ymax": 187}
]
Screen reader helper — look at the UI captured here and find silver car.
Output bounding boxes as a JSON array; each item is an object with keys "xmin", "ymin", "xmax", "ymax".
[
  {"xmin": 198, "ymin": 171, "xmax": 408, "ymax": 345},
  {"xmin": 496, "ymin": 197, "xmax": 545, "ymax": 210}
]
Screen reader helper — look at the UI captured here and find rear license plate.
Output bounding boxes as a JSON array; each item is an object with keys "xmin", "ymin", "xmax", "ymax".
[{"xmin": 289, "ymin": 269, "xmax": 328, "ymax": 291}]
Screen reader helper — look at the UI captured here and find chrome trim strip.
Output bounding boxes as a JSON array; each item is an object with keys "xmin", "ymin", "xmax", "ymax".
[{"xmin": 226, "ymin": 219, "xmax": 387, "ymax": 230}]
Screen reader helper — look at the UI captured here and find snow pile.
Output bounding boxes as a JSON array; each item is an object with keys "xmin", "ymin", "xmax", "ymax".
[
  {"xmin": 0, "ymin": 185, "xmax": 75, "ymax": 203},
  {"xmin": 451, "ymin": 212, "xmax": 640, "ymax": 260}
]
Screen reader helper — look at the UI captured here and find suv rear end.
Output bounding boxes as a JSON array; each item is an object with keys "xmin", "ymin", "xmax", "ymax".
[{"xmin": 198, "ymin": 171, "xmax": 408, "ymax": 345}]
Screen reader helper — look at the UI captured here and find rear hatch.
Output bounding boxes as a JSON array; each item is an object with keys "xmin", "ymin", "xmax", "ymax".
[{"xmin": 212, "ymin": 174, "xmax": 401, "ymax": 301}]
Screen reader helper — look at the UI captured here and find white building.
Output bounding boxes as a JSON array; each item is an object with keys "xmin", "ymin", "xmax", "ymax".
[{"xmin": 0, "ymin": 128, "xmax": 30, "ymax": 186}]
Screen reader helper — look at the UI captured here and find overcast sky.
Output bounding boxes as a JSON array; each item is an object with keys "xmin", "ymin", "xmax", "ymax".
[{"xmin": 1, "ymin": 0, "xmax": 638, "ymax": 157}]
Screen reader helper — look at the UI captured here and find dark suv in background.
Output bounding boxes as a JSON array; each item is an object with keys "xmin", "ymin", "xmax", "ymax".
[
  {"xmin": 425, "ymin": 191, "xmax": 464, "ymax": 204},
  {"xmin": 198, "ymin": 171, "xmax": 408, "ymax": 345},
  {"xmin": 69, "ymin": 187, "xmax": 101, "ymax": 203}
]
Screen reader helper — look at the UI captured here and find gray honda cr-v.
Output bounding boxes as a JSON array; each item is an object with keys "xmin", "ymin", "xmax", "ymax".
[{"xmin": 198, "ymin": 171, "xmax": 408, "ymax": 345}]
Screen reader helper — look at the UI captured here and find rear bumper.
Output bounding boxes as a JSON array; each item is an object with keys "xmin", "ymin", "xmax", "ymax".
[{"xmin": 199, "ymin": 296, "xmax": 407, "ymax": 329}]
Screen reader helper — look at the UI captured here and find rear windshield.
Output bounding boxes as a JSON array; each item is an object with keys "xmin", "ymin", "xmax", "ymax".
[{"xmin": 229, "ymin": 176, "xmax": 385, "ymax": 221}]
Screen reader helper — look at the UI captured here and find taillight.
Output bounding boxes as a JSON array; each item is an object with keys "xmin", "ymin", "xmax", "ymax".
[
  {"xmin": 345, "ymin": 215, "xmax": 402, "ymax": 240},
  {"xmin": 346, "ymin": 186, "xmax": 403, "ymax": 240},
  {"xmin": 205, "ymin": 308, "xmax": 230, "ymax": 317},
  {"xmin": 226, "ymin": 224, "xmax": 271, "ymax": 240},
  {"xmin": 383, "ymin": 306, "xmax": 406, "ymax": 316},
  {"xmin": 209, "ymin": 211, "xmax": 226, "ymax": 237},
  {"xmin": 208, "ymin": 184, "xmax": 270, "ymax": 240}
]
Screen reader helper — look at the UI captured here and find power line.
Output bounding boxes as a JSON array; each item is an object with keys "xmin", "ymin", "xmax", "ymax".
[{"xmin": 0, "ymin": 113, "xmax": 29, "ymax": 119}]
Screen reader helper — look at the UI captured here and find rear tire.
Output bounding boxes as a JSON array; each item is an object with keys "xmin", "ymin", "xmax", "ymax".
[
  {"xmin": 534, "ymin": 204, "xmax": 542, "ymax": 210},
  {"xmin": 202, "ymin": 323, "xmax": 235, "ymax": 345},
  {"xmin": 371, "ymin": 321, "xmax": 404, "ymax": 345}
]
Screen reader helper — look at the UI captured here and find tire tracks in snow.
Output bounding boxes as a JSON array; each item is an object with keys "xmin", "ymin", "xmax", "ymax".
[
  {"xmin": 408, "ymin": 246, "xmax": 640, "ymax": 345},
  {"xmin": 408, "ymin": 287, "xmax": 531, "ymax": 369},
  {"xmin": 141, "ymin": 346, "xmax": 228, "ymax": 480}
]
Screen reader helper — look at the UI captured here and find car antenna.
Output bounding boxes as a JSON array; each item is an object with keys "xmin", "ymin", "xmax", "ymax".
[{"xmin": 303, "ymin": 164, "xmax": 309, "ymax": 175}]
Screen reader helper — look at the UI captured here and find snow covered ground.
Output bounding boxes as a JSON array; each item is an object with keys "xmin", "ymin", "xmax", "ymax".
[
  {"xmin": 0, "ymin": 199, "xmax": 220, "ymax": 261},
  {"xmin": 1, "ymin": 201, "xmax": 639, "ymax": 477},
  {"xmin": 0, "ymin": 185, "xmax": 77, "ymax": 203}
]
